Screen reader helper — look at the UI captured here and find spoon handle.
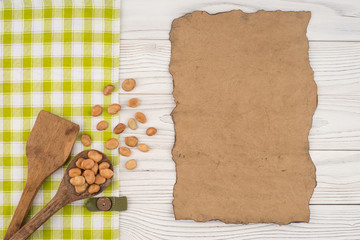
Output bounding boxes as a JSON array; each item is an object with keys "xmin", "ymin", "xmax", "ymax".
[
  {"xmin": 4, "ymin": 175, "xmax": 45, "ymax": 240},
  {"xmin": 9, "ymin": 193, "xmax": 68, "ymax": 240}
]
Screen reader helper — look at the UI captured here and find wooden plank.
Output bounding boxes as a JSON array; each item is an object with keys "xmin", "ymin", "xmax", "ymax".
[
  {"xmin": 118, "ymin": 151, "xmax": 360, "ymax": 205},
  {"xmin": 118, "ymin": 94, "xmax": 360, "ymax": 150},
  {"xmin": 120, "ymin": 40, "xmax": 360, "ymax": 95},
  {"xmin": 119, "ymin": 204, "xmax": 360, "ymax": 239},
  {"xmin": 120, "ymin": 0, "xmax": 360, "ymax": 40},
  {"xmin": 117, "ymin": 94, "xmax": 360, "ymax": 204}
]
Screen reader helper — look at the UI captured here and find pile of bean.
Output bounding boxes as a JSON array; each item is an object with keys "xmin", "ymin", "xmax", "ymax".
[
  {"xmin": 80, "ymin": 78, "xmax": 157, "ymax": 170},
  {"xmin": 69, "ymin": 150, "xmax": 113, "ymax": 194}
]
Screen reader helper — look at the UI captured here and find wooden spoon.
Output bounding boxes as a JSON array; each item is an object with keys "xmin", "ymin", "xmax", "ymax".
[
  {"xmin": 4, "ymin": 110, "xmax": 80, "ymax": 240},
  {"xmin": 9, "ymin": 150, "xmax": 113, "ymax": 240}
]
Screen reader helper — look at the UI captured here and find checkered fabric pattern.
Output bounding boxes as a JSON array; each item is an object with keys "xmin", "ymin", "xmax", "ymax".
[{"xmin": 0, "ymin": 0, "xmax": 120, "ymax": 239}]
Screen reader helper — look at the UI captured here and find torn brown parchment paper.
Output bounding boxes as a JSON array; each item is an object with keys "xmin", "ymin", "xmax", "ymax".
[{"xmin": 169, "ymin": 10, "xmax": 317, "ymax": 225}]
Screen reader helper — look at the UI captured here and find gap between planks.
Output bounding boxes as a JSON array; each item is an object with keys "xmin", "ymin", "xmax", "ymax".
[
  {"xmin": 119, "ymin": 40, "xmax": 360, "ymax": 95},
  {"xmin": 119, "ymin": 204, "xmax": 360, "ymax": 240},
  {"xmin": 118, "ymin": 151, "xmax": 360, "ymax": 204},
  {"xmin": 120, "ymin": 0, "xmax": 360, "ymax": 41},
  {"xmin": 116, "ymin": 94, "xmax": 360, "ymax": 150}
]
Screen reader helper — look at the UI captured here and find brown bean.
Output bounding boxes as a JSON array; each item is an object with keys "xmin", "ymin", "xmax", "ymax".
[
  {"xmin": 69, "ymin": 168, "xmax": 82, "ymax": 178},
  {"xmin": 135, "ymin": 112, "xmax": 147, "ymax": 123},
  {"xmin": 128, "ymin": 98, "xmax": 140, "ymax": 108},
  {"xmin": 122, "ymin": 78, "xmax": 136, "ymax": 91},
  {"xmin": 83, "ymin": 170, "xmax": 95, "ymax": 184},
  {"xmin": 81, "ymin": 159, "xmax": 95, "ymax": 170},
  {"xmin": 91, "ymin": 105, "xmax": 102, "ymax": 117},
  {"xmin": 88, "ymin": 150, "xmax": 102, "ymax": 162},
  {"xmin": 99, "ymin": 162, "xmax": 110, "ymax": 170},
  {"xmin": 107, "ymin": 104, "xmax": 121, "ymax": 115},
  {"xmin": 125, "ymin": 136, "xmax": 138, "ymax": 147},
  {"xmin": 81, "ymin": 134, "xmax": 91, "ymax": 146},
  {"xmin": 119, "ymin": 146, "xmax": 131, "ymax": 157},
  {"xmin": 96, "ymin": 120, "xmax": 108, "ymax": 131},
  {"xmin": 128, "ymin": 118, "xmax": 137, "ymax": 130},
  {"xmin": 95, "ymin": 174, "xmax": 106, "ymax": 185},
  {"xmin": 91, "ymin": 163, "xmax": 98, "ymax": 174},
  {"xmin": 106, "ymin": 138, "xmax": 119, "ymax": 150},
  {"xmin": 100, "ymin": 169, "xmax": 114, "ymax": 179},
  {"xmin": 138, "ymin": 144, "xmax": 150, "ymax": 152},
  {"xmin": 113, "ymin": 123, "xmax": 126, "ymax": 134},
  {"xmin": 75, "ymin": 183, "xmax": 88, "ymax": 194},
  {"xmin": 146, "ymin": 127, "xmax": 157, "ymax": 136},
  {"xmin": 125, "ymin": 159, "xmax": 137, "ymax": 170},
  {"xmin": 70, "ymin": 176, "xmax": 86, "ymax": 186},
  {"xmin": 103, "ymin": 84, "xmax": 115, "ymax": 95},
  {"xmin": 76, "ymin": 158, "xmax": 85, "ymax": 169},
  {"xmin": 88, "ymin": 184, "xmax": 100, "ymax": 194}
]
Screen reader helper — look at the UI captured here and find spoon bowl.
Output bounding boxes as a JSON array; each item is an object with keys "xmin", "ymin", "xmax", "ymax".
[
  {"xmin": 62, "ymin": 150, "xmax": 113, "ymax": 201},
  {"xmin": 10, "ymin": 150, "xmax": 113, "ymax": 240}
]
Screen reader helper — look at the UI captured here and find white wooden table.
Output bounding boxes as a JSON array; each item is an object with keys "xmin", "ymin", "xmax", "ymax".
[{"xmin": 118, "ymin": 0, "xmax": 360, "ymax": 239}]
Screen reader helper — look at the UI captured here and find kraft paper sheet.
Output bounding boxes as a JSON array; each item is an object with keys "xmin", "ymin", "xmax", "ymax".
[{"xmin": 170, "ymin": 10, "xmax": 317, "ymax": 224}]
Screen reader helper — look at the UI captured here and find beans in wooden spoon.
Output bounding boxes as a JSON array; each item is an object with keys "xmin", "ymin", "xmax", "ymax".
[{"xmin": 9, "ymin": 150, "xmax": 113, "ymax": 240}]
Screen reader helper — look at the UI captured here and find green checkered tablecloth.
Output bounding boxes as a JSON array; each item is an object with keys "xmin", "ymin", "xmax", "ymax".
[{"xmin": 0, "ymin": 1, "xmax": 120, "ymax": 239}]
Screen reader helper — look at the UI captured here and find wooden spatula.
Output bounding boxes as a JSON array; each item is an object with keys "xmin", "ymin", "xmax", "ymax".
[
  {"xmin": 4, "ymin": 110, "xmax": 80, "ymax": 240},
  {"xmin": 9, "ymin": 150, "xmax": 113, "ymax": 240}
]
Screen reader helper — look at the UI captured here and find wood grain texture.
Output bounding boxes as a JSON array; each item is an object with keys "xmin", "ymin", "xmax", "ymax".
[
  {"xmin": 118, "ymin": 94, "xmax": 360, "ymax": 150},
  {"xmin": 118, "ymin": 151, "xmax": 360, "ymax": 205},
  {"xmin": 119, "ymin": 204, "xmax": 360, "ymax": 240},
  {"xmin": 4, "ymin": 110, "xmax": 80, "ymax": 240},
  {"xmin": 120, "ymin": 40, "xmax": 360, "ymax": 95},
  {"xmin": 117, "ymin": 93, "xmax": 360, "ymax": 205},
  {"xmin": 10, "ymin": 150, "xmax": 113, "ymax": 240},
  {"xmin": 118, "ymin": 0, "xmax": 360, "ymax": 237},
  {"xmin": 120, "ymin": 0, "xmax": 360, "ymax": 40},
  {"xmin": 117, "ymin": 41, "xmax": 360, "ymax": 236},
  {"xmin": 117, "ymin": 95, "xmax": 360, "ymax": 204}
]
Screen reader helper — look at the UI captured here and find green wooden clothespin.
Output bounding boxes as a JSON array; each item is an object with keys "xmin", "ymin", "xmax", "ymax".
[{"xmin": 85, "ymin": 197, "xmax": 127, "ymax": 212}]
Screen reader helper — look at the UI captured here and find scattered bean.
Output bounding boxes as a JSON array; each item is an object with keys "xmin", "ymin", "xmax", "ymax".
[
  {"xmin": 99, "ymin": 162, "xmax": 110, "ymax": 170},
  {"xmin": 96, "ymin": 120, "xmax": 108, "ymax": 131},
  {"xmin": 76, "ymin": 158, "xmax": 85, "ymax": 169},
  {"xmin": 113, "ymin": 123, "xmax": 126, "ymax": 134},
  {"xmin": 75, "ymin": 183, "xmax": 88, "ymax": 194},
  {"xmin": 91, "ymin": 163, "xmax": 99, "ymax": 174},
  {"xmin": 119, "ymin": 146, "xmax": 131, "ymax": 157},
  {"xmin": 81, "ymin": 134, "xmax": 91, "ymax": 146},
  {"xmin": 103, "ymin": 84, "xmax": 115, "ymax": 95},
  {"xmin": 81, "ymin": 159, "xmax": 95, "ymax": 170},
  {"xmin": 91, "ymin": 105, "xmax": 102, "ymax": 117},
  {"xmin": 88, "ymin": 150, "xmax": 102, "ymax": 162},
  {"xmin": 70, "ymin": 176, "xmax": 86, "ymax": 186},
  {"xmin": 128, "ymin": 118, "xmax": 137, "ymax": 130},
  {"xmin": 125, "ymin": 136, "xmax": 138, "ymax": 147},
  {"xmin": 138, "ymin": 144, "xmax": 150, "ymax": 152},
  {"xmin": 69, "ymin": 168, "xmax": 82, "ymax": 178},
  {"xmin": 88, "ymin": 184, "xmax": 100, "ymax": 194},
  {"xmin": 128, "ymin": 98, "xmax": 140, "ymax": 108},
  {"xmin": 95, "ymin": 174, "xmax": 106, "ymax": 185},
  {"xmin": 146, "ymin": 127, "xmax": 157, "ymax": 136},
  {"xmin": 135, "ymin": 112, "xmax": 147, "ymax": 123},
  {"xmin": 83, "ymin": 170, "xmax": 95, "ymax": 184},
  {"xmin": 107, "ymin": 104, "xmax": 121, "ymax": 115},
  {"xmin": 125, "ymin": 159, "xmax": 137, "ymax": 170},
  {"xmin": 100, "ymin": 168, "xmax": 114, "ymax": 179},
  {"xmin": 106, "ymin": 138, "xmax": 119, "ymax": 150},
  {"xmin": 122, "ymin": 78, "xmax": 136, "ymax": 91}
]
